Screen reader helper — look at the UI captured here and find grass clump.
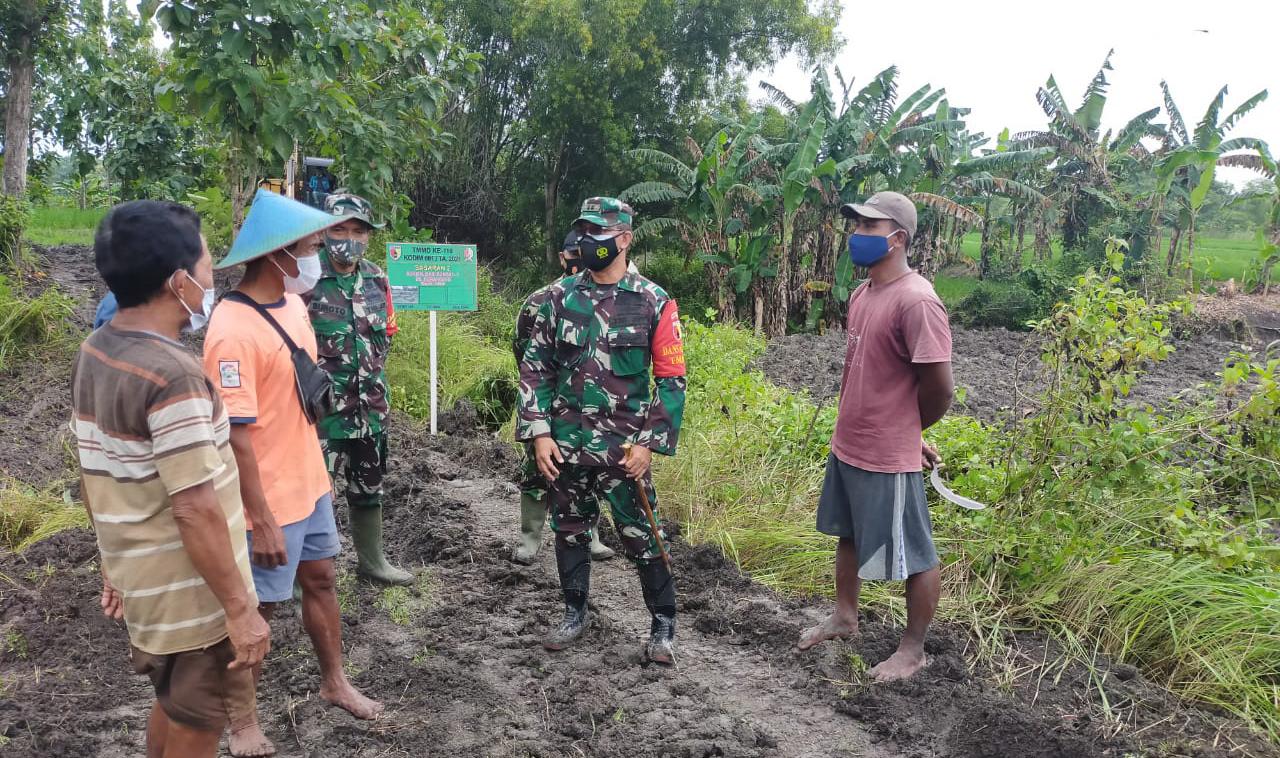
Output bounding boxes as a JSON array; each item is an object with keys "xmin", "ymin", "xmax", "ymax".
[
  {"xmin": 0, "ymin": 275, "xmax": 73, "ymax": 371},
  {"xmin": 0, "ymin": 478, "xmax": 89, "ymax": 552}
]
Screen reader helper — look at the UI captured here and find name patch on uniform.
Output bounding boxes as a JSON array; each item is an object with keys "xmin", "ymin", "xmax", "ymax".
[{"xmin": 219, "ymin": 360, "xmax": 241, "ymax": 388}]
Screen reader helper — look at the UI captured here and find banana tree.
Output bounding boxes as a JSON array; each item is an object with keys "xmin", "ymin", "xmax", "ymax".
[
  {"xmin": 1219, "ymin": 144, "xmax": 1279, "ymax": 292},
  {"xmin": 1154, "ymin": 82, "xmax": 1268, "ymax": 282},
  {"xmin": 622, "ymin": 114, "xmax": 772, "ymax": 321},
  {"xmin": 1016, "ymin": 51, "xmax": 1164, "ymax": 260}
]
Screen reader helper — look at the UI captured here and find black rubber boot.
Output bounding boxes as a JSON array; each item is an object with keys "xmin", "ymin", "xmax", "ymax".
[
  {"xmin": 543, "ymin": 540, "xmax": 591, "ymax": 651},
  {"xmin": 638, "ymin": 559, "xmax": 677, "ymax": 665},
  {"xmin": 646, "ymin": 613, "xmax": 676, "ymax": 665}
]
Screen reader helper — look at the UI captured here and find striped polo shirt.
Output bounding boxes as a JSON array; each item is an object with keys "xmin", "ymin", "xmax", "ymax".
[{"xmin": 71, "ymin": 325, "xmax": 257, "ymax": 655}]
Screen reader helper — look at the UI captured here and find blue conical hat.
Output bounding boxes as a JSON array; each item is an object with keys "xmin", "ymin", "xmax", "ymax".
[{"xmin": 215, "ymin": 189, "xmax": 344, "ymax": 269}]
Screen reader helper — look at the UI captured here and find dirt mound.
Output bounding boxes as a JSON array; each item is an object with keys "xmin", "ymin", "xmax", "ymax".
[{"xmin": 757, "ymin": 324, "xmax": 1261, "ymax": 424}]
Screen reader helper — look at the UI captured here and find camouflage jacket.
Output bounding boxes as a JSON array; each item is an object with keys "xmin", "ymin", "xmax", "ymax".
[
  {"xmin": 513, "ymin": 262, "xmax": 640, "ymax": 364},
  {"xmin": 516, "ymin": 268, "xmax": 686, "ymax": 466},
  {"xmin": 303, "ymin": 253, "xmax": 399, "ymax": 440}
]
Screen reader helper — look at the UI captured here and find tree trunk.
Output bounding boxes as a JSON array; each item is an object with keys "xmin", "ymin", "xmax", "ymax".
[
  {"xmin": 2, "ymin": 34, "xmax": 36, "ymax": 196},
  {"xmin": 764, "ymin": 221, "xmax": 792, "ymax": 337},
  {"xmin": 543, "ymin": 139, "xmax": 566, "ymax": 264},
  {"xmin": 978, "ymin": 199, "xmax": 993, "ymax": 280},
  {"xmin": 1015, "ymin": 217, "xmax": 1027, "ymax": 263},
  {"xmin": 1165, "ymin": 226, "xmax": 1182, "ymax": 276},
  {"xmin": 752, "ymin": 280, "xmax": 764, "ymax": 336},
  {"xmin": 1186, "ymin": 214, "xmax": 1197, "ymax": 288}
]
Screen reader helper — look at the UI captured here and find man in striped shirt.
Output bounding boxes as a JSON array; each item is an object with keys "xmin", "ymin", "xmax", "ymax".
[{"xmin": 72, "ymin": 200, "xmax": 271, "ymax": 758}]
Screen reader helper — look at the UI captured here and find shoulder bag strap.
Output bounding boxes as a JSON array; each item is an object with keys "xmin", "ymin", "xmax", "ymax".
[{"xmin": 222, "ymin": 291, "xmax": 302, "ymax": 353}]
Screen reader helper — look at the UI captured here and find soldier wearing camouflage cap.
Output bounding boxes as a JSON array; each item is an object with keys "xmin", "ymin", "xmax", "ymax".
[
  {"xmin": 517, "ymin": 196, "xmax": 687, "ymax": 664},
  {"xmin": 511, "ymin": 228, "xmax": 619, "ymax": 565},
  {"xmin": 301, "ymin": 192, "xmax": 413, "ymax": 585}
]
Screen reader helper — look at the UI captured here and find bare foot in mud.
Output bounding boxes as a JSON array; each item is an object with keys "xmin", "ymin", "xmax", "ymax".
[
  {"xmin": 229, "ymin": 721, "xmax": 276, "ymax": 758},
  {"xmin": 796, "ymin": 612, "xmax": 859, "ymax": 651},
  {"xmin": 869, "ymin": 648, "xmax": 928, "ymax": 682},
  {"xmin": 321, "ymin": 680, "xmax": 384, "ymax": 720}
]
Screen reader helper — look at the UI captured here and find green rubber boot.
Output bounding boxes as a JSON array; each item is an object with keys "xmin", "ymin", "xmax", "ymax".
[
  {"xmin": 513, "ymin": 493, "xmax": 547, "ymax": 565},
  {"xmin": 350, "ymin": 505, "xmax": 413, "ymax": 585},
  {"xmin": 588, "ymin": 527, "xmax": 615, "ymax": 561}
]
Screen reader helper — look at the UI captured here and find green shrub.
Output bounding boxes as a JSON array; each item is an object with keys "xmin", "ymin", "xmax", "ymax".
[
  {"xmin": 952, "ymin": 263, "xmax": 1070, "ymax": 330},
  {"xmin": 187, "ymin": 187, "xmax": 233, "ymax": 256},
  {"xmin": 635, "ymin": 251, "xmax": 714, "ymax": 321}
]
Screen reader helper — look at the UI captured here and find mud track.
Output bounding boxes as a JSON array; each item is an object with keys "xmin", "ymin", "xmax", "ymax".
[{"xmin": 1, "ymin": 245, "xmax": 1275, "ymax": 757}]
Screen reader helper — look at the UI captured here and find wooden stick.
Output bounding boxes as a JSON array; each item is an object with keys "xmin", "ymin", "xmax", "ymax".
[{"xmin": 624, "ymin": 444, "xmax": 671, "ymax": 570}]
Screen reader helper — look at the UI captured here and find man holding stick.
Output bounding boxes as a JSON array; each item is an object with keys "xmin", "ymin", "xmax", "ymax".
[{"xmin": 516, "ymin": 197, "xmax": 687, "ymax": 664}]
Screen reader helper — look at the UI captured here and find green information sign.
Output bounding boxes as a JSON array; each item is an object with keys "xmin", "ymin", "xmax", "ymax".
[{"xmin": 386, "ymin": 243, "xmax": 478, "ymax": 311}]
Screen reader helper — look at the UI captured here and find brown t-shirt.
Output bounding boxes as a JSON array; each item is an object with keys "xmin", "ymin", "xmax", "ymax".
[
  {"xmin": 831, "ymin": 272, "xmax": 952, "ymax": 473},
  {"xmin": 71, "ymin": 326, "xmax": 256, "ymax": 655}
]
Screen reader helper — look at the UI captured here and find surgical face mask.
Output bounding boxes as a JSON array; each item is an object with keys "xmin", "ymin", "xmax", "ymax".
[
  {"xmin": 578, "ymin": 233, "xmax": 623, "ymax": 271},
  {"xmin": 271, "ymin": 250, "xmax": 322, "ymax": 293},
  {"xmin": 168, "ymin": 270, "xmax": 215, "ymax": 332},
  {"xmin": 847, "ymin": 230, "xmax": 902, "ymax": 268},
  {"xmin": 324, "ymin": 234, "xmax": 368, "ymax": 266}
]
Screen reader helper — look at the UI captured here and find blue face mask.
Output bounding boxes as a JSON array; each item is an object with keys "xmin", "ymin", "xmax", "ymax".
[{"xmin": 848, "ymin": 231, "xmax": 900, "ymax": 267}]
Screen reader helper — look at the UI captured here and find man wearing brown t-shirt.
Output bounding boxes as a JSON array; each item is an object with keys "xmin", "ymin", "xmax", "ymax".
[
  {"xmin": 796, "ymin": 192, "xmax": 954, "ymax": 683},
  {"xmin": 72, "ymin": 201, "xmax": 270, "ymax": 758}
]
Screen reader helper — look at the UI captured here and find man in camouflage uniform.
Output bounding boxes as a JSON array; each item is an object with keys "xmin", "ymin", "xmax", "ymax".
[
  {"xmin": 512, "ymin": 229, "xmax": 618, "ymax": 565},
  {"xmin": 303, "ymin": 193, "xmax": 413, "ymax": 585},
  {"xmin": 517, "ymin": 197, "xmax": 687, "ymax": 664}
]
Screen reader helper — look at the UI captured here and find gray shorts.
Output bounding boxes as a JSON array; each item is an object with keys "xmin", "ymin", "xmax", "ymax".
[{"xmin": 816, "ymin": 454, "xmax": 939, "ymax": 581}]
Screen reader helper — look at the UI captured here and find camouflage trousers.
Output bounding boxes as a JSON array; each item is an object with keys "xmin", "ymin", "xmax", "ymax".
[
  {"xmin": 518, "ymin": 443, "xmax": 548, "ymax": 501},
  {"xmin": 322, "ymin": 434, "xmax": 387, "ymax": 509},
  {"xmin": 549, "ymin": 462, "xmax": 663, "ymax": 563}
]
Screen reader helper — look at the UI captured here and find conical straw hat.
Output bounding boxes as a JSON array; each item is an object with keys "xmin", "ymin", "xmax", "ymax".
[{"xmin": 215, "ymin": 189, "xmax": 344, "ymax": 269}]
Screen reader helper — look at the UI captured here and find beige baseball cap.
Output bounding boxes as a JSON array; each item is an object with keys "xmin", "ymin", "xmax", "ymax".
[{"xmin": 841, "ymin": 191, "xmax": 917, "ymax": 238}]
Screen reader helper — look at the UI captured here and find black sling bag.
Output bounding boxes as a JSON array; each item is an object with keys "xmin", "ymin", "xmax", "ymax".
[{"xmin": 222, "ymin": 291, "xmax": 333, "ymax": 424}]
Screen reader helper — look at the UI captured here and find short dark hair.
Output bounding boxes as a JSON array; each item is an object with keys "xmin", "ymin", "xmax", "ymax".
[{"xmin": 95, "ymin": 201, "xmax": 203, "ymax": 308}]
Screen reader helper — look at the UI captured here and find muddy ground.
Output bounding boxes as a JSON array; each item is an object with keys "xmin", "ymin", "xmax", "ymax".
[
  {"xmin": 2, "ymin": 245, "xmax": 1278, "ymax": 757},
  {"xmin": 757, "ymin": 302, "xmax": 1279, "ymax": 424}
]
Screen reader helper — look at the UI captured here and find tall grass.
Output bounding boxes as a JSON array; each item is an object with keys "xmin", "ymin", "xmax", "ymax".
[
  {"xmin": 0, "ymin": 275, "xmax": 73, "ymax": 371},
  {"xmin": 386, "ymin": 309, "xmax": 517, "ymax": 427}
]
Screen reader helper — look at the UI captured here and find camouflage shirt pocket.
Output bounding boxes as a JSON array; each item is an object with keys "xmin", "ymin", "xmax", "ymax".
[
  {"xmin": 556, "ymin": 316, "xmax": 590, "ymax": 364},
  {"xmin": 607, "ymin": 328, "xmax": 650, "ymax": 376}
]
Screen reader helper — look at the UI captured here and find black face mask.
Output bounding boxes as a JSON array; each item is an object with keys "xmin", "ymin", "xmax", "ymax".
[
  {"xmin": 562, "ymin": 254, "xmax": 584, "ymax": 275},
  {"xmin": 578, "ymin": 234, "xmax": 622, "ymax": 271}
]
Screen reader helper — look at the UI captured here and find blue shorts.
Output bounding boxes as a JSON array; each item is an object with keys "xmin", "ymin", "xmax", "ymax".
[{"xmin": 246, "ymin": 493, "xmax": 340, "ymax": 602}]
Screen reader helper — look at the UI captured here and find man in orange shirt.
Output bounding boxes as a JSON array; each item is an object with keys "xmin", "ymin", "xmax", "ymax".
[{"xmin": 203, "ymin": 191, "xmax": 383, "ymax": 740}]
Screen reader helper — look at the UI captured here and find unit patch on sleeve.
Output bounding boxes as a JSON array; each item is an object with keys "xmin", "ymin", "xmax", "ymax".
[{"xmin": 218, "ymin": 360, "xmax": 241, "ymax": 389}]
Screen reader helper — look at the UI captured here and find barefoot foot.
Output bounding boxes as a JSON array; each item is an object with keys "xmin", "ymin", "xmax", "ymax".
[
  {"xmin": 320, "ymin": 679, "xmax": 384, "ymax": 720},
  {"xmin": 796, "ymin": 612, "xmax": 859, "ymax": 651},
  {"xmin": 228, "ymin": 721, "xmax": 276, "ymax": 758},
  {"xmin": 869, "ymin": 648, "xmax": 928, "ymax": 682}
]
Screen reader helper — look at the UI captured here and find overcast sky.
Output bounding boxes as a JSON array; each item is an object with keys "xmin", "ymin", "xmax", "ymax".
[{"xmin": 755, "ymin": 0, "xmax": 1277, "ymax": 188}]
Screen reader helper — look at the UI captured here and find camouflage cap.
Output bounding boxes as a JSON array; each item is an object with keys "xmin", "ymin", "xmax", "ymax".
[
  {"xmin": 562, "ymin": 229, "xmax": 584, "ymax": 253},
  {"xmin": 573, "ymin": 196, "xmax": 634, "ymax": 230},
  {"xmin": 324, "ymin": 192, "xmax": 384, "ymax": 230}
]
